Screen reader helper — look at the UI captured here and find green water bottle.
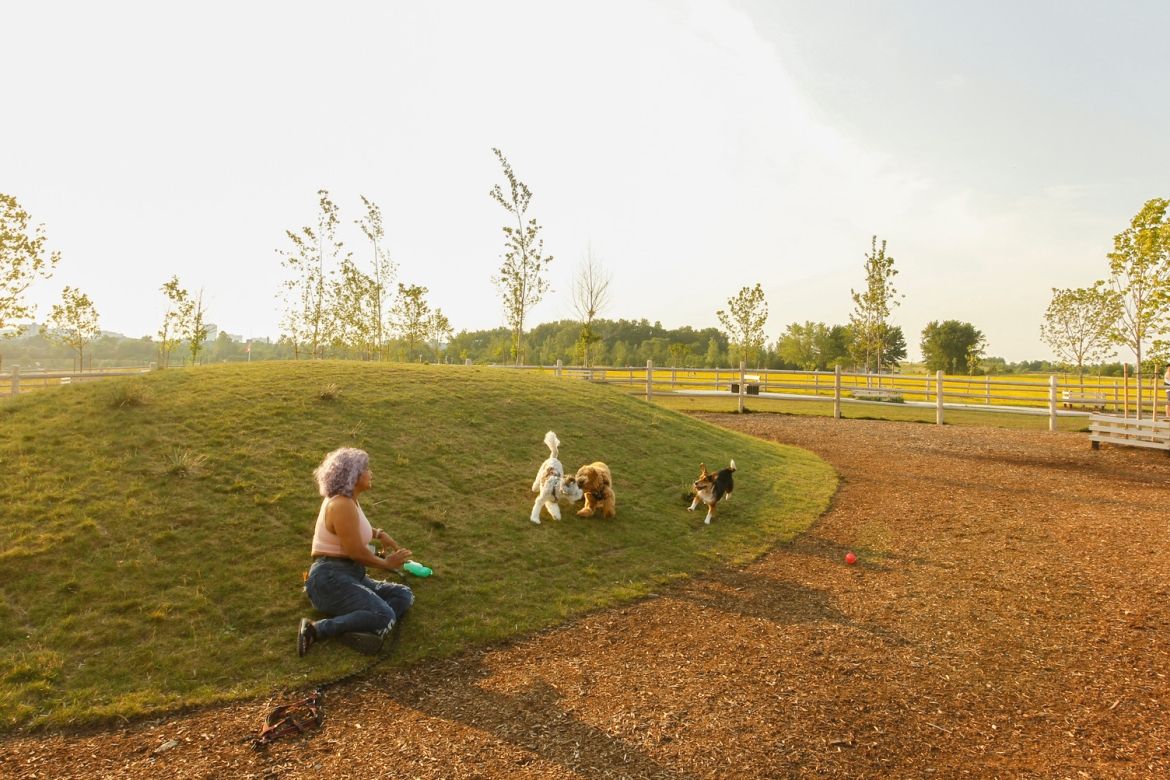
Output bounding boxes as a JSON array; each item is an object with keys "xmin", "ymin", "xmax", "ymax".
[{"xmin": 402, "ymin": 560, "xmax": 432, "ymax": 577}]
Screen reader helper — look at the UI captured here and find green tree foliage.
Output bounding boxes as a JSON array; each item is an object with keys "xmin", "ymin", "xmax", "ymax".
[
  {"xmin": 389, "ymin": 282, "xmax": 450, "ymax": 362},
  {"xmin": 1040, "ymin": 284, "xmax": 1122, "ymax": 386},
  {"xmin": 849, "ymin": 235, "xmax": 902, "ymax": 374},
  {"xmin": 42, "ymin": 286, "xmax": 99, "ymax": 371},
  {"xmin": 775, "ymin": 321, "xmax": 826, "ymax": 370},
  {"xmin": 356, "ymin": 196, "xmax": 397, "ymax": 360},
  {"xmin": 0, "ymin": 194, "xmax": 59, "ymax": 360},
  {"xmin": 447, "ymin": 319, "xmax": 724, "ymax": 367},
  {"xmin": 920, "ymin": 320, "xmax": 986, "ymax": 374},
  {"xmin": 1105, "ymin": 198, "xmax": 1170, "ymax": 416},
  {"xmin": 571, "ymin": 245, "xmax": 611, "ymax": 368},
  {"xmin": 879, "ymin": 324, "xmax": 907, "ymax": 369},
  {"xmin": 157, "ymin": 276, "xmax": 189, "ymax": 368},
  {"xmin": 184, "ymin": 289, "xmax": 210, "ymax": 366},
  {"xmin": 716, "ymin": 283, "xmax": 769, "ymax": 368},
  {"xmin": 705, "ymin": 337, "xmax": 723, "ymax": 368},
  {"xmin": 823, "ymin": 325, "xmax": 852, "ymax": 369},
  {"xmin": 489, "ymin": 148, "xmax": 552, "ymax": 364},
  {"xmin": 775, "ymin": 322, "xmax": 866, "ymax": 371},
  {"xmin": 278, "ymin": 190, "xmax": 349, "ymax": 359},
  {"xmin": 329, "ymin": 257, "xmax": 379, "ymax": 359}
]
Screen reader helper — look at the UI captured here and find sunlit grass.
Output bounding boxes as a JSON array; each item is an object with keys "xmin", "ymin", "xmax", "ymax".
[{"xmin": 0, "ymin": 362, "xmax": 835, "ymax": 730}]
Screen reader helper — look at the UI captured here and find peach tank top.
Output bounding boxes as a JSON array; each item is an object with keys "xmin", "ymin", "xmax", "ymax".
[{"xmin": 310, "ymin": 496, "xmax": 373, "ymax": 557}]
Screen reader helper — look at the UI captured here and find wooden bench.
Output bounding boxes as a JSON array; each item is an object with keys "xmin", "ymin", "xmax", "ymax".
[
  {"xmin": 1089, "ymin": 414, "xmax": 1170, "ymax": 452},
  {"xmin": 850, "ymin": 387, "xmax": 903, "ymax": 402},
  {"xmin": 729, "ymin": 374, "xmax": 761, "ymax": 395},
  {"xmin": 1062, "ymin": 391, "xmax": 1107, "ymax": 410}
]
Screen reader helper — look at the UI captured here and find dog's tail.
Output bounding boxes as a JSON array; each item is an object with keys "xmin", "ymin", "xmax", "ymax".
[
  {"xmin": 728, "ymin": 459, "xmax": 737, "ymax": 472},
  {"xmin": 544, "ymin": 431, "xmax": 560, "ymax": 459}
]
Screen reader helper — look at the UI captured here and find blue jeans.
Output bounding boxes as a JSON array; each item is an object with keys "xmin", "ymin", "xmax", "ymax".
[{"xmin": 306, "ymin": 557, "xmax": 414, "ymax": 639}]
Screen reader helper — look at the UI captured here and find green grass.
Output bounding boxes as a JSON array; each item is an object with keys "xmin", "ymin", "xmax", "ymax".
[
  {"xmin": 649, "ymin": 393, "xmax": 1092, "ymax": 432},
  {"xmin": 0, "ymin": 361, "xmax": 836, "ymax": 731}
]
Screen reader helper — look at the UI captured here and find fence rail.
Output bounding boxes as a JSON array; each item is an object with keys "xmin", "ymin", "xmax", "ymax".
[
  {"xmin": 2, "ymin": 366, "xmax": 151, "ymax": 396},
  {"xmin": 508, "ymin": 361, "xmax": 1169, "ymax": 429}
]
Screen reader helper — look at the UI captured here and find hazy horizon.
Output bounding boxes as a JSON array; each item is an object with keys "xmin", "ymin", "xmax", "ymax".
[{"xmin": 4, "ymin": 0, "xmax": 1168, "ymax": 362}]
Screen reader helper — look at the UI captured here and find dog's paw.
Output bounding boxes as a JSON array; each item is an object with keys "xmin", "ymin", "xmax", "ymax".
[
  {"xmin": 529, "ymin": 515, "xmax": 542, "ymax": 524},
  {"xmin": 687, "ymin": 505, "xmax": 696, "ymax": 512}
]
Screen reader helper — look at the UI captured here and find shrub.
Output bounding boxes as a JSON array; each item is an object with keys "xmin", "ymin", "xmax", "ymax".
[
  {"xmin": 166, "ymin": 448, "xmax": 207, "ymax": 478},
  {"xmin": 109, "ymin": 381, "xmax": 150, "ymax": 409}
]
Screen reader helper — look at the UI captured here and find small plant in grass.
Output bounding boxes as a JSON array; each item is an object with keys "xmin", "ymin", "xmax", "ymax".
[
  {"xmin": 109, "ymin": 381, "xmax": 150, "ymax": 409},
  {"xmin": 318, "ymin": 383, "xmax": 342, "ymax": 401},
  {"xmin": 166, "ymin": 448, "xmax": 207, "ymax": 478}
]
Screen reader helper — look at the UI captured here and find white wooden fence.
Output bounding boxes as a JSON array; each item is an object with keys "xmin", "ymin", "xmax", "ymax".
[
  {"xmin": 2, "ymin": 365, "xmax": 151, "ymax": 396},
  {"xmin": 520, "ymin": 361, "xmax": 1170, "ymax": 431}
]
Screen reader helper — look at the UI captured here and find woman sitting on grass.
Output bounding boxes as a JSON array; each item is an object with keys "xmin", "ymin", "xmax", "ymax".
[{"xmin": 297, "ymin": 447, "xmax": 414, "ymax": 656}]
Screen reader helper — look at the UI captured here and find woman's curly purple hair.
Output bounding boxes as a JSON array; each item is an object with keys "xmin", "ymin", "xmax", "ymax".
[{"xmin": 313, "ymin": 447, "xmax": 370, "ymax": 498}]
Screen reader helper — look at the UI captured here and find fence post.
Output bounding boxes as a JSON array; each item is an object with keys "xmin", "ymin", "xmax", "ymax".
[
  {"xmin": 10, "ymin": 365, "xmax": 18, "ymax": 397},
  {"xmin": 555, "ymin": 359, "xmax": 562, "ymax": 378},
  {"xmin": 646, "ymin": 359, "xmax": 653, "ymax": 402},
  {"xmin": 1048, "ymin": 375, "xmax": 1057, "ymax": 431},
  {"xmin": 738, "ymin": 361, "xmax": 746, "ymax": 413},
  {"xmin": 833, "ymin": 365, "xmax": 841, "ymax": 419},
  {"xmin": 936, "ymin": 370, "xmax": 944, "ymax": 425}
]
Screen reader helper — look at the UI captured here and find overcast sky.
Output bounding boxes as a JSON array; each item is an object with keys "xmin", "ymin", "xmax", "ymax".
[{"xmin": 4, "ymin": 0, "xmax": 1168, "ymax": 361}]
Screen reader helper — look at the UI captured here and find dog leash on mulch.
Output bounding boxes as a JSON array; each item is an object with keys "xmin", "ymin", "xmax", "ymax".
[{"xmin": 251, "ymin": 621, "xmax": 403, "ymax": 750}]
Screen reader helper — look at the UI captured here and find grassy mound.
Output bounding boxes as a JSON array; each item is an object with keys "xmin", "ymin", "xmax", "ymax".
[{"xmin": 0, "ymin": 362, "xmax": 836, "ymax": 730}]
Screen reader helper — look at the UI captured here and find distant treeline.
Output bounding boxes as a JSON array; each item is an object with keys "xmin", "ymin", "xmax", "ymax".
[{"xmin": 0, "ymin": 317, "xmax": 1138, "ymax": 376}]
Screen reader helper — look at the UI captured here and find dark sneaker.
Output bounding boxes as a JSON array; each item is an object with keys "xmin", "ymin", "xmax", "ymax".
[
  {"xmin": 297, "ymin": 618, "xmax": 317, "ymax": 657},
  {"xmin": 336, "ymin": 631, "xmax": 384, "ymax": 656}
]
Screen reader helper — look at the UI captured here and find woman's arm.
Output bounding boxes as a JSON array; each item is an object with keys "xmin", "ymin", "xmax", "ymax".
[{"xmin": 373, "ymin": 528, "xmax": 401, "ymax": 552}]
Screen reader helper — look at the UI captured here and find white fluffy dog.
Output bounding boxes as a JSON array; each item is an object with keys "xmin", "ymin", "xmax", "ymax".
[{"xmin": 530, "ymin": 431, "xmax": 584, "ymax": 524}]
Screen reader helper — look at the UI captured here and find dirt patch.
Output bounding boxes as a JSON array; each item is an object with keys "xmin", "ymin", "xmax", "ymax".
[{"xmin": 3, "ymin": 415, "xmax": 1168, "ymax": 778}]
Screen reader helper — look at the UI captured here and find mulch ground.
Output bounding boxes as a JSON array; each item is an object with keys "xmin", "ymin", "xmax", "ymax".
[{"xmin": 4, "ymin": 414, "xmax": 1169, "ymax": 779}]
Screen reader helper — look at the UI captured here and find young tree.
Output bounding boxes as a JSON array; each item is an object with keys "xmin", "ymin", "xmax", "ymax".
[
  {"xmin": 1106, "ymin": 198, "xmax": 1170, "ymax": 417},
  {"xmin": 490, "ymin": 148, "xmax": 553, "ymax": 364},
  {"xmin": 1040, "ymin": 284, "xmax": 1122, "ymax": 387},
  {"xmin": 356, "ymin": 196, "xmax": 397, "ymax": 360},
  {"xmin": 157, "ymin": 276, "xmax": 190, "ymax": 368},
  {"xmin": 716, "ymin": 283, "xmax": 769, "ymax": 368},
  {"xmin": 329, "ymin": 257, "xmax": 378, "ymax": 358},
  {"xmin": 42, "ymin": 286, "xmax": 100, "ymax": 371},
  {"xmin": 184, "ymin": 289, "xmax": 209, "ymax": 365},
  {"xmin": 849, "ymin": 235, "xmax": 901, "ymax": 374},
  {"xmin": 390, "ymin": 282, "xmax": 439, "ymax": 362},
  {"xmin": 920, "ymin": 320, "xmax": 986, "ymax": 374},
  {"xmin": 1, "ymin": 194, "xmax": 60, "ymax": 364},
  {"xmin": 278, "ymin": 190, "xmax": 349, "ymax": 359},
  {"xmin": 427, "ymin": 309, "xmax": 454, "ymax": 362},
  {"xmin": 571, "ymin": 244, "xmax": 611, "ymax": 368}
]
